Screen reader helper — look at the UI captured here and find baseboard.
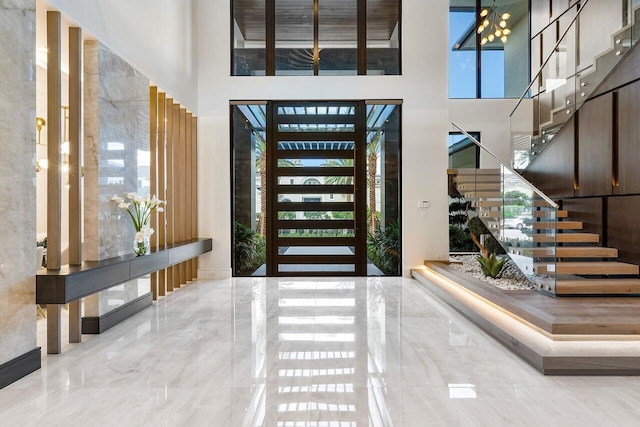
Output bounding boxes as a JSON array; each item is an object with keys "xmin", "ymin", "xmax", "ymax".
[
  {"xmin": 198, "ymin": 268, "xmax": 232, "ymax": 280},
  {"xmin": 82, "ymin": 292, "xmax": 153, "ymax": 334},
  {"xmin": 0, "ymin": 348, "xmax": 41, "ymax": 389}
]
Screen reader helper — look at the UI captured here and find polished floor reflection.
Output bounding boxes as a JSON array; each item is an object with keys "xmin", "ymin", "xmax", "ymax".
[{"xmin": 2, "ymin": 277, "xmax": 640, "ymax": 426}]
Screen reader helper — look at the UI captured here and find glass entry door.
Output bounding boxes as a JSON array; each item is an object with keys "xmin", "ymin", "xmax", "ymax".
[{"xmin": 266, "ymin": 101, "xmax": 367, "ymax": 276}]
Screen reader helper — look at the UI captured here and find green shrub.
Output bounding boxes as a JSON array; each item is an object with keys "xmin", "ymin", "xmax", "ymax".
[
  {"xmin": 234, "ymin": 222, "xmax": 266, "ymax": 275},
  {"xmin": 485, "ymin": 236, "xmax": 506, "ymax": 255},
  {"xmin": 477, "ymin": 254, "xmax": 507, "ymax": 278},
  {"xmin": 367, "ymin": 221, "xmax": 400, "ymax": 275},
  {"xmin": 449, "ymin": 225, "xmax": 476, "ymax": 252}
]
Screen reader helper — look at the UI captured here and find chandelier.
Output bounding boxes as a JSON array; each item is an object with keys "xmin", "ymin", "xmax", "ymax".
[{"xmin": 477, "ymin": 1, "xmax": 511, "ymax": 46}]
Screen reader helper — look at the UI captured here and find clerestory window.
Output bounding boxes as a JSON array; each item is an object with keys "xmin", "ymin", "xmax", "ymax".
[{"xmin": 232, "ymin": 0, "xmax": 401, "ymax": 76}]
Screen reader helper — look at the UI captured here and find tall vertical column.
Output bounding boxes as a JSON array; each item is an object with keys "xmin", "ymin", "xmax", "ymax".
[
  {"xmin": 46, "ymin": 11, "xmax": 61, "ymax": 271},
  {"xmin": 166, "ymin": 101, "xmax": 177, "ymax": 291},
  {"xmin": 149, "ymin": 86, "xmax": 158, "ymax": 300},
  {"xmin": 68, "ymin": 26, "xmax": 83, "ymax": 344},
  {"xmin": 173, "ymin": 104, "xmax": 182, "ymax": 289},
  {"xmin": 179, "ymin": 108, "xmax": 187, "ymax": 285},
  {"xmin": 157, "ymin": 92, "xmax": 166, "ymax": 296},
  {"xmin": 191, "ymin": 116, "xmax": 198, "ymax": 278},
  {"xmin": 185, "ymin": 112, "xmax": 193, "ymax": 281},
  {"xmin": 46, "ymin": 10, "xmax": 62, "ymax": 355}
]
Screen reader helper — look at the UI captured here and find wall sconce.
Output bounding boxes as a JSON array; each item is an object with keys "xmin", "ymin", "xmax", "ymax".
[
  {"xmin": 36, "ymin": 107, "xmax": 83, "ymax": 178},
  {"xmin": 36, "ymin": 117, "xmax": 46, "ymax": 144}
]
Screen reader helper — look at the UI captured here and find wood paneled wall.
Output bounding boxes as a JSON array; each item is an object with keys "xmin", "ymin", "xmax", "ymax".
[
  {"xmin": 525, "ymin": 44, "xmax": 640, "ymax": 267},
  {"xmin": 149, "ymin": 87, "xmax": 200, "ymax": 300}
]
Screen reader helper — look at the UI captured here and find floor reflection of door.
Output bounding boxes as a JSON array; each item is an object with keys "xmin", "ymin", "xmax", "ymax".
[{"xmin": 267, "ymin": 101, "xmax": 367, "ymax": 276}]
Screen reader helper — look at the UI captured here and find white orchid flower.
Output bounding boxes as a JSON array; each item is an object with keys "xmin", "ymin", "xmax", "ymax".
[
  {"xmin": 126, "ymin": 192, "xmax": 136, "ymax": 200},
  {"xmin": 111, "ymin": 195, "xmax": 124, "ymax": 203},
  {"xmin": 119, "ymin": 202, "xmax": 130, "ymax": 209}
]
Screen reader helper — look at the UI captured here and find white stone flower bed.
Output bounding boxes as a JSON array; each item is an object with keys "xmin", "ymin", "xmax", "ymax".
[{"xmin": 450, "ymin": 255, "xmax": 535, "ymax": 291}]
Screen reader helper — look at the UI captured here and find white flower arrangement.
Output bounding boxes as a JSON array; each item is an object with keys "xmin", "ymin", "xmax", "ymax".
[{"xmin": 111, "ymin": 193, "xmax": 165, "ymax": 255}]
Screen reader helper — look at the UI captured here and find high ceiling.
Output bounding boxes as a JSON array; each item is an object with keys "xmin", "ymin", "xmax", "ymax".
[{"xmin": 233, "ymin": 0, "xmax": 400, "ymax": 42}]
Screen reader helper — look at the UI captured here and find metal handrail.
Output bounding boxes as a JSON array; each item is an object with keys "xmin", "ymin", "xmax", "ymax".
[
  {"xmin": 451, "ymin": 122, "xmax": 560, "ymax": 209},
  {"xmin": 510, "ymin": 0, "xmax": 591, "ymax": 117}
]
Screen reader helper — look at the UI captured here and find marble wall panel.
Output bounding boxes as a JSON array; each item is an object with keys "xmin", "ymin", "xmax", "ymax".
[
  {"xmin": 84, "ymin": 41, "xmax": 150, "ymax": 316},
  {"xmin": 0, "ymin": 0, "xmax": 37, "ymax": 365}
]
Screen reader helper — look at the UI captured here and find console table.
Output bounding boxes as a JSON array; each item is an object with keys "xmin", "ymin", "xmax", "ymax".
[{"xmin": 37, "ymin": 238, "xmax": 212, "ymax": 354}]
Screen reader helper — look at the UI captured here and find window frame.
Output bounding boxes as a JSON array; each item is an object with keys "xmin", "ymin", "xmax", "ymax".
[
  {"xmin": 230, "ymin": 0, "xmax": 402, "ymax": 76},
  {"xmin": 449, "ymin": 0, "xmax": 532, "ymax": 99}
]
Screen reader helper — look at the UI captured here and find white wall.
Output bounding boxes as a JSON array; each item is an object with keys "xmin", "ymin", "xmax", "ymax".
[
  {"xmin": 449, "ymin": 98, "xmax": 525, "ymax": 168},
  {"xmin": 196, "ymin": 0, "xmax": 451, "ymax": 277},
  {"xmin": 45, "ymin": 0, "xmax": 198, "ymax": 111}
]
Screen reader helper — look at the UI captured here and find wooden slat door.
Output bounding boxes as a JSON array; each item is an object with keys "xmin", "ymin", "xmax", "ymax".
[{"xmin": 266, "ymin": 101, "xmax": 367, "ymax": 276}]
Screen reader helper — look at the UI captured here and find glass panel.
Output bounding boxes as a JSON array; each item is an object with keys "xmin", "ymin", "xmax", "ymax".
[
  {"xmin": 319, "ymin": 0, "xmax": 357, "ymax": 75},
  {"xmin": 277, "ymin": 105, "xmax": 356, "ymax": 115},
  {"xmin": 279, "ymin": 246, "xmax": 355, "ymax": 255},
  {"xmin": 275, "ymin": 0, "xmax": 314, "ymax": 75},
  {"xmin": 232, "ymin": 0, "xmax": 266, "ymax": 75},
  {"xmin": 277, "ymin": 124, "xmax": 355, "ymax": 132},
  {"xmin": 278, "ymin": 229, "xmax": 355, "ymax": 237},
  {"xmin": 366, "ymin": 104, "xmax": 401, "ymax": 275},
  {"xmin": 278, "ymin": 194, "xmax": 353, "ymax": 202},
  {"xmin": 277, "ymin": 158, "xmax": 353, "ymax": 167},
  {"xmin": 367, "ymin": 0, "xmax": 401, "ymax": 75},
  {"xmin": 448, "ymin": 133, "xmax": 480, "ymax": 169},
  {"xmin": 278, "ymin": 176, "xmax": 353, "ymax": 185},
  {"xmin": 450, "ymin": 126, "xmax": 558, "ymax": 295},
  {"xmin": 232, "ymin": 105, "xmax": 266, "ymax": 276},
  {"xmin": 448, "ymin": 132, "xmax": 480, "ymax": 253},
  {"xmin": 449, "ymin": 6, "xmax": 477, "ymax": 98},
  {"xmin": 277, "ymin": 142, "xmax": 355, "ymax": 150},
  {"xmin": 278, "ymin": 264, "xmax": 356, "ymax": 273}
]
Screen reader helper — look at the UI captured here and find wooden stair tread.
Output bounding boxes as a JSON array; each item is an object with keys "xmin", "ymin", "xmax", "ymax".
[
  {"xmin": 533, "ymin": 199, "xmax": 559, "ymax": 207},
  {"xmin": 456, "ymin": 183, "xmax": 501, "ymax": 191},
  {"xmin": 533, "ymin": 233, "xmax": 600, "ymax": 243},
  {"xmin": 533, "ymin": 210, "xmax": 568, "ymax": 218},
  {"xmin": 453, "ymin": 175, "xmax": 502, "ymax": 183},
  {"xmin": 556, "ymin": 279, "xmax": 640, "ymax": 295},
  {"xmin": 462, "ymin": 192, "xmax": 503, "ymax": 199},
  {"xmin": 535, "ymin": 261, "xmax": 639, "ymax": 275},
  {"xmin": 449, "ymin": 168, "xmax": 501, "ymax": 175},
  {"xmin": 521, "ymin": 246, "xmax": 619, "ymax": 258},
  {"xmin": 473, "ymin": 200, "xmax": 503, "ymax": 208},
  {"xmin": 533, "ymin": 221, "xmax": 583, "ymax": 230}
]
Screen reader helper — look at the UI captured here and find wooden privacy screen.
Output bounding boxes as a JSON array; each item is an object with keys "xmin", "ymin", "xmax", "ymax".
[{"xmin": 149, "ymin": 86, "xmax": 200, "ymax": 300}]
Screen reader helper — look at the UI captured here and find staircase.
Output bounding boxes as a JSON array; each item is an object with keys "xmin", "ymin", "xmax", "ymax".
[
  {"xmin": 449, "ymin": 167, "xmax": 640, "ymax": 296},
  {"xmin": 512, "ymin": 0, "xmax": 640, "ymax": 165}
]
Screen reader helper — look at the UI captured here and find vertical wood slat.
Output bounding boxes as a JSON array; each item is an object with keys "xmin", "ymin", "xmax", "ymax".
[
  {"xmin": 157, "ymin": 92, "xmax": 166, "ymax": 296},
  {"xmin": 150, "ymin": 86, "xmax": 158, "ymax": 300},
  {"xmin": 182, "ymin": 112, "xmax": 193, "ymax": 283},
  {"xmin": 179, "ymin": 108, "xmax": 187, "ymax": 286},
  {"xmin": 191, "ymin": 116, "xmax": 198, "ymax": 278},
  {"xmin": 172, "ymin": 104, "xmax": 181, "ymax": 289},
  {"xmin": 47, "ymin": 11, "xmax": 62, "ymax": 271},
  {"xmin": 69, "ymin": 27, "xmax": 82, "ymax": 266},
  {"xmin": 185, "ymin": 112, "xmax": 193, "ymax": 281},
  {"xmin": 165, "ymin": 98, "xmax": 174, "ymax": 292}
]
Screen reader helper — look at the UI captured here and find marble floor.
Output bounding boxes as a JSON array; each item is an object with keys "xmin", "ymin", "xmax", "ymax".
[{"xmin": 2, "ymin": 277, "xmax": 640, "ymax": 426}]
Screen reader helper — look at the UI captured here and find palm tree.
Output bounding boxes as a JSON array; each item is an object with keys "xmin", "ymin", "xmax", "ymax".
[
  {"xmin": 255, "ymin": 134, "xmax": 267, "ymax": 236},
  {"xmin": 367, "ymin": 133, "xmax": 382, "ymax": 234},
  {"xmin": 255, "ymin": 134, "xmax": 295, "ymax": 236},
  {"xmin": 324, "ymin": 159, "xmax": 354, "ymax": 202}
]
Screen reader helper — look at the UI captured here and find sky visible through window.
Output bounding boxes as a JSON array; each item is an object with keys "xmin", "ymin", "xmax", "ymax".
[{"xmin": 449, "ymin": 10, "xmax": 505, "ymax": 98}]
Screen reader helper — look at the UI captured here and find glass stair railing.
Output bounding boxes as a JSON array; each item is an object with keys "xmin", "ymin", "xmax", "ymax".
[
  {"xmin": 510, "ymin": 0, "xmax": 640, "ymax": 169},
  {"xmin": 452, "ymin": 123, "xmax": 559, "ymax": 296}
]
